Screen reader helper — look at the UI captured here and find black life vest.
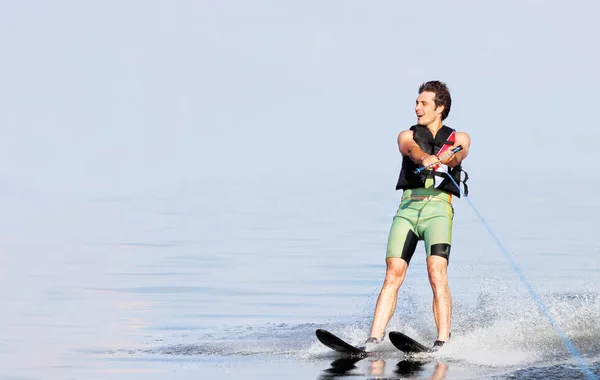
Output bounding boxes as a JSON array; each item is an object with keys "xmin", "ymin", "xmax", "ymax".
[{"xmin": 395, "ymin": 125, "xmax": 469, "ymax": 197}]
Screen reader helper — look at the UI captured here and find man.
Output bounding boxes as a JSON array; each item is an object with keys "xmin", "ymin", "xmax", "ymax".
[{"xmin": 365, "ymin": 80, "xmax": 470, "ymax": 351}]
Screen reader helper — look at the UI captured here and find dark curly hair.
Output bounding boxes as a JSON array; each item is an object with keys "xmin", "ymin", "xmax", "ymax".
[{"xmin": 418, "ymin": 81, "xmax": 451, "ymax": 120}]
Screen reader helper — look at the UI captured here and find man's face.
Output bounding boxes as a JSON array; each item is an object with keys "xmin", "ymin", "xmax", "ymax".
[{"xmin": 415, "ymin": 91, "xmax": 443, "ymax": 126}]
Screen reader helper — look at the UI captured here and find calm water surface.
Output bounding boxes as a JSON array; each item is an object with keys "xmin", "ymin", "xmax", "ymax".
[{"xmin": 1, "ymin": 174, "xmax": 599, "ymax": 379}]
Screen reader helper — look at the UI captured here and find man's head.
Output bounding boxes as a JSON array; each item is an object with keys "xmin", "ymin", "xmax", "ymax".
[{"xmin": 415, "ymin": 81, "xmax": 452, "ymax": 126}]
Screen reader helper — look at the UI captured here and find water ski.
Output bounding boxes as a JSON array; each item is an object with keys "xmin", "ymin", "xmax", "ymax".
[
  {"xmin": 388, "ymin": 331, "xmax": 431, "ymax": 354},
  {"xmin": 315, "ymin": 329, "xmax": 368, "ymax": 356}
]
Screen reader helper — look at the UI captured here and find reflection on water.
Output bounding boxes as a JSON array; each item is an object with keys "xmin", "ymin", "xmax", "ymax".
[
  {"xmin": 318, "ymin": 357, "xmax": 448, "ymax": 380},
  {"xmin": 318, "ymin": 357, "xmax": 363, "ymax": 379}
]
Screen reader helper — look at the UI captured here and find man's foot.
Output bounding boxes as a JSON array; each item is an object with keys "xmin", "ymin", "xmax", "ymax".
[
  {"xmin": 430, "ymin": 332, "xmax": 452, "ymax": 353},
  {"xmin": 429, "ymin": 339, "xmax": 446, "ymax": 352},
  {"xmin": 361, "ymin": 336, "xmax": 383, "ymax": 352}
]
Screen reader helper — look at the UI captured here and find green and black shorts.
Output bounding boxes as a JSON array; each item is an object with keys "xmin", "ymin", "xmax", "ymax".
[{"xmin": 386, "ymin": 188, "xmax": 454, "ymax": 264}]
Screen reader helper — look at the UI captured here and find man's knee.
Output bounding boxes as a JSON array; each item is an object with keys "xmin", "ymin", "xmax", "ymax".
[
  {"xmin": 427, "ymin": 257, "xmax": 448, "ymax": 288},
  {"xmin": 384, "ymin": 258, "xmax": 408, "ymax": 285},
  {"xmin": 428, "ymin": 268, "xmax": 447, "ymax": 288}
]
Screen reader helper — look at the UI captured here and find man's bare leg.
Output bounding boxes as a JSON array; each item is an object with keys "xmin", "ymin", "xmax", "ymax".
[
  {"xmin": 369, "ymin": 257, "xmax": 409, "ymax": 340},
  {"xmin": 426, "ymin": 255, "xmax": 451, "ymax": 341}
]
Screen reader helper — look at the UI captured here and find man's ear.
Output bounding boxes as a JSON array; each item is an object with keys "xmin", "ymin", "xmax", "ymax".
[{"xmin": 436, "ymin": 105, "xmax": 445, "ymax": 116}]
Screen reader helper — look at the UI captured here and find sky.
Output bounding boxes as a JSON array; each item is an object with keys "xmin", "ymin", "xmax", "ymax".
[{"xmin": 0, "ymin": 0, "xmax": 598, "ymax": 196}]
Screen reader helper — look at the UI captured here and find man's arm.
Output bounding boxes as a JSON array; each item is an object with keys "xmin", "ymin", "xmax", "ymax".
[
  {"xmin": 441, "ymin": 132, "xmax": 471, "ymax": 168},
  {"xmin": 398, "ymin": 130, "xmax": 451, "ymax": 169},
  {"xmin": 398, "ymin": 130, "xmax": 432, "ymax": 166}
]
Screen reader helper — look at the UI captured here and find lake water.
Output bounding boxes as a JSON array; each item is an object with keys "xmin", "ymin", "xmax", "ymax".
[{"xmin": 1, "ymin": 173, "xmax": 599, "ymax": 379}]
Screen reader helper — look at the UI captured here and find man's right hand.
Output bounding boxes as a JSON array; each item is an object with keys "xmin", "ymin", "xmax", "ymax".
[{"xmin": 421, "ymin": 154, "xmax": 440, "ymax": 169}]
